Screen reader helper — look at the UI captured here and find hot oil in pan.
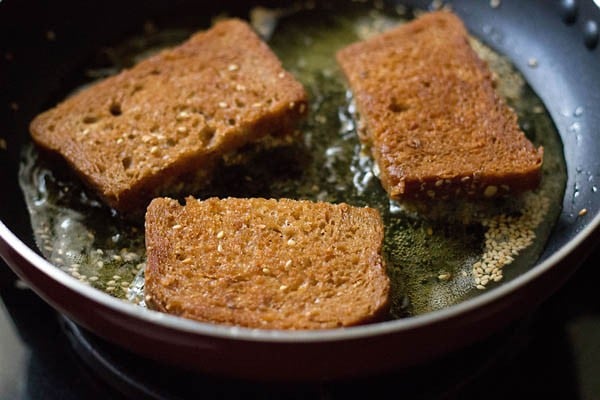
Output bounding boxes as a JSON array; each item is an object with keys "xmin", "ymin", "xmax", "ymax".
[{"xmin": 18, "ymin": 3, "xmax": 566, "ymax": 318}]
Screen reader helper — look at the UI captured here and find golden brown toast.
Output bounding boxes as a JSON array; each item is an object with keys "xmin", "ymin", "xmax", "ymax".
[
  {"xmin": 144, "ymin": 197, "xmax": 390, "ymax": 330},
  {"xmin": 336, "ymin": 11, "xmax": 543, "ymax": 200},
  {"xmin": 30, "ymin": 19, "xmax": 307, "ymax": 213}
]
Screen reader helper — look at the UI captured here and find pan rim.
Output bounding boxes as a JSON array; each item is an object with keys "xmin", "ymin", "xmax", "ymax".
[{"xmin": 1, "ymin": 208, "xmax": 598, "ymax": 343}]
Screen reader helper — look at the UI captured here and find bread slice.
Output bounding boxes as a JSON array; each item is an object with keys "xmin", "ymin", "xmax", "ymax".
[
  {"xmin": 144, "ymin": 197, "xmax": 390, "ymax": 330},
  {"xmin": 30, "ymin": 19, "xmax": 307, "ymax": 214},
  {"xmin": 336, "ymin": 11, "xmax": 543, "ymax": 200}
]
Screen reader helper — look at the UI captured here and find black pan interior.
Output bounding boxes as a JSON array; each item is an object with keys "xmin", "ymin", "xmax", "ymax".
[{"xmin": 1, "ymin": 0, "xmax": 599, "ymax": 285}]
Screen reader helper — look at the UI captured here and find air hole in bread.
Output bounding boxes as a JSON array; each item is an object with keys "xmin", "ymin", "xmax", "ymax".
[
  {"xmin": 131, "ymin": 83, "xmax": 144, "ymax": 95},
  {"xmin": 109, "ymin": 102, "xmax": 122, "ymax": 116},
  {"xmin": 388, "ymin": 98, "xmax": 409, "ymax": 113},
  {"xmin": 82, "ymin": 115, "xmax": 98, "ymax": 124},
  {"xmin": 228, "ymin": 118, "xmax": 236, "ymax": 126},
  {"xmin": 202, "ymin": 126, "xmax": 217, "ymax": 146},
  {"xmin": 121, "ymin": 156, "xmax": 132, "ymax": 170},
  {"xmin": 235, "ymin": 99, "xmax": 245, "ymax": 108}
]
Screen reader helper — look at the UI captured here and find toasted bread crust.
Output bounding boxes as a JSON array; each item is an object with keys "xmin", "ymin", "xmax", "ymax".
[
  {"xmin": 336, "ymin": 12, "xmax": 543, "ymax": 200},
  {"xmin": 30, "ymin": 19, "xmax": 307, "ymax": 213},
  {"xmin": 144, "ymin": 197, "xmax": 390, "ymax": 330}
]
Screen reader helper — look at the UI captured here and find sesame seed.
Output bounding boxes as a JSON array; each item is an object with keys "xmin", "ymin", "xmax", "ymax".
[
  {"xmin": 106, "ymin": 286, "xmax": 115, "ymax": 292},
  {"xmin": 182, "ymin": 257, "xmax": 192, "ymax": 264},
  {"xmin": 279, "ymin": 285, "xmax": 288, "ymax": 291},
  {"xmin": 145, "ymin": 295, "xmax": 152, "ymax": 302},
  {"xmin": 473, "ymin": 192, "xmax": 549, "ymax": 288},
  {"xmin": 315, "ymin": 115, "xmax": 327, "ymax": 124},
  {"xmin": 438, "ymin": 273, "xmax": 451, "ymax": 281},
  {"xmin": 216, "ymin": 231, "xmax": 224, "ymax": 239},
  {"xmin": 176, "ymin": 111, "xmax": 190, "ymax": 120},
  {"xmin": 287, "ymin": 238, "xmax": 296, "ymax": 246},
  {"xmin": 177, "ymin": 126, "xmax": 188, "ymax": 133},
  {"xmin": 483, "ymin": 185, "xmax": 498, "ymax": 197},
  {"xmin": 172, "ymin": 224, "xmax": 182, "ymax": 230},
  {"xmin": 285, "ymin": 260, "xmax": 292, "ymax": 269},
  {"xmin": 252, "ymin": 102, "xmax": 262, "ymax": 108},
  {"xmin": 227, "ymin": 64, "xmax": 239, "ymax": 71},
  {"xmin": 218, "ymin": 102, "xmax": 228, "ymax": 108},
  {"xmin": 89, "ymin": 276, "xmax": 99, "ymax": 282},
  {"xmin": 217, "ymin": 243, "xmax": 223, "ymax": 252},
  {"xmin": 235, "ymin": 84, "xmax": 246, "ymax": 91},
  {"xmin": 278, "ymin": 72, "xmax": 285, "ymax": 78},
  {"xmin": 112, "ymin": 275, "xmax": 121, "ymax": 280},
  {"xmin": 435, "ymin": 180, "xmax": 443, "ymax": 187},
  {"xmin": 578, "ymin": 208, "xmax": 588, "ymax": 216},
  {"xmin": 123, "ymin": 252, "xmax": 139, "ymax": 262},
  {"xmin": 107, "ymin": 280, "xmax": 116, "ymax": 285},
  {"xmin": 490, "ymin": 0, "xmax": 501, "ymax": 8},
  {"xmin": 150, "ymin": 146, "xmax": 159, "ymax": 155},
  {"xmin": 262, "ymin": 268, "xmax": 270, "ymax": 274},
  {"xmin": 97, "ymin": 261, "xmax": 104, "ymax": 268}
]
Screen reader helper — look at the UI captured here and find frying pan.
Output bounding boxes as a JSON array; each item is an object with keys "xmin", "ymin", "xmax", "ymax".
[{"xmin": 1, "ymin": 0, "xmax": 599, "ymax": 380}]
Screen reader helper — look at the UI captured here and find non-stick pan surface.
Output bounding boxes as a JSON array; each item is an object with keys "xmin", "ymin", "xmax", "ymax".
[{"xmin": 1, "ymin": 0, "xmax": 599, "ymax": 380}]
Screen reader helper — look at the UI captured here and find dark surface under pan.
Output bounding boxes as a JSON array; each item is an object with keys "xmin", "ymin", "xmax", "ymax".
[{"xmin": 1, "ymin": 0, "xmax": 600, "ymax": 380}]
